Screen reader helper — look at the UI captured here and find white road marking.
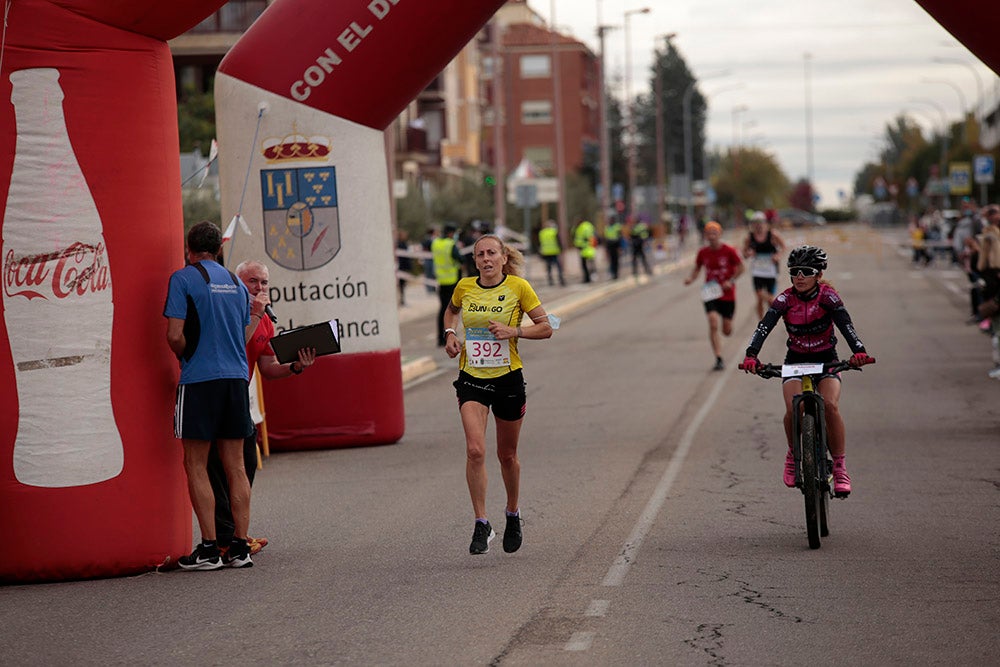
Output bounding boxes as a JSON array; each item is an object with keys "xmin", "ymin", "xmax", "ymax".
[
  {"xmin": 564, "ymin": 631, "xmax": 595, "ymax": 652},
  {"xmin": 585, "ymin": 599, "xmax": 610, "ymax": 617},
  {"xmin": 601, "ymin": 354, "xmax": 737, "ymax": 587}
]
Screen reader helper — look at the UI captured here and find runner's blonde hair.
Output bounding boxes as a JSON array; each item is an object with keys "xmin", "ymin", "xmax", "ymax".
[{"xmin": 474, "ymin": 233, "xmax": 525, "ymax": 277}]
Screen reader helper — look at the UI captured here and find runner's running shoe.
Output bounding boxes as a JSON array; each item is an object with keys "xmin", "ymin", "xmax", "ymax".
[
  {"xmin": 503, "ymin": 513, "xmax": 523, "ymax": 553},
  {"xmin": 783, "ymin": 449, "xmax": 797, "ymax": 488},
  {"xmin": 832, "ymin": 462, "xmax": 852, "ymax": 496},
  {"xmin": 223, "ymin": 538, "xmax": 254, "ymax": 568},
  {"xmin": 469, "ymin": 521, "xmax": 495, "ymax": 555},
  {"xmin": 178, "ymin": 543, "xmax": 222, "ymax": 571}
]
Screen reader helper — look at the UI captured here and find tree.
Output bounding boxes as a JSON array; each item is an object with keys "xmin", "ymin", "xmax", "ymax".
[
  {"xmin": 177, "ymin": 85, "xmax": 216, "ymax": 153},
  {"xmin": 788, "ymin": 179, "xmax": 815, "ymax": 211},
  {"xmin": 632, "ymin": 42, "xmax": 708, "ymax": 197},
  {"xmin": 710, "ymin": 147, "xmax": 790, "ymax": 217}
]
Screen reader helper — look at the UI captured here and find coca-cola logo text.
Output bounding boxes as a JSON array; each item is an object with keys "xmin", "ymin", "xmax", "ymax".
[{"xmin": 3, "ymin": 242, "xmax": 111, "ymax": 300}]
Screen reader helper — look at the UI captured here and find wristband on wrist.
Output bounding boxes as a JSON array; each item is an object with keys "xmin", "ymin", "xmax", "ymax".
[
  {"xmin": 444, "ymin": 328, "xmax": 457, "ymax": 338},
  {"xmin": 290, "ymin": 362, "xmax": 303, "ymax": 375},
  {"xmin": 516, "ymin": 326, "xmax": 522, "ymax": 337}
]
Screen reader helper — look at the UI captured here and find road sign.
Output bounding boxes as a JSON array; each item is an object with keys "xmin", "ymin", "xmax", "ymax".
[
  {"xmin": 506, "ymin": 177, "xmax": 558, "ymax": 205},
  {"xmin": 974, "ymin": 154, "xmax": 995, "ymax": 185},
  {"xmin": 949, "ymin": 162, "xmax": 972, "ymax": 195},
  {"xmin": 514, "ymin": 183, "xmax": 537, "ymax": 209}
]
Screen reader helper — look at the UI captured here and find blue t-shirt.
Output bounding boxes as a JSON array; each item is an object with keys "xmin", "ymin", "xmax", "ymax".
[{"xmin": 163, "ymin": 260, "xmax": 251, "ymax": 384}]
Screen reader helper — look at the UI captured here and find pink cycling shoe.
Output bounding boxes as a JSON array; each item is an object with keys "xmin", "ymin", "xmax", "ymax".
[
  {"xmin": 833, "ymin": 460, "xmax": 852, "ymax": 496},
  {"xmin": 783, "ymin": 449, "xmax": 796, "ymax": 488}
]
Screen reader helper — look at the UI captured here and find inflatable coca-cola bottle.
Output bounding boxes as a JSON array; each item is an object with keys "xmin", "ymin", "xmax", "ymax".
[{"xmin": 2, "ymin": 68, "xmax": 123, "ymax": 487}]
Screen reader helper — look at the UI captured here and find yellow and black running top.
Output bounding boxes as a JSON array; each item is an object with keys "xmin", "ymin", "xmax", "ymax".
[{"xmin": 451, "ymin": 275, "xmax": 541, "ymax": 378}]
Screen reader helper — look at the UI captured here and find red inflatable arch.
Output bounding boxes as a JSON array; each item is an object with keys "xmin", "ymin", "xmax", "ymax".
[{"xmin": 0, "ymin": 0, "xmax": 502, "ymax": 582}]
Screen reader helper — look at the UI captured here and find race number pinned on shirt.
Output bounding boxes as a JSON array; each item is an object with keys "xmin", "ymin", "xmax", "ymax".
[
  {"xmin": 751, "ymin": 253, "xmax": 778, "ymax": 278},
  {"xmin": 701, "ymin": 281, "xmax": 724, "ymax": 302},
  {"xmin": 464, "ymin": 327, "xmax": 510, "ymax": 367}
]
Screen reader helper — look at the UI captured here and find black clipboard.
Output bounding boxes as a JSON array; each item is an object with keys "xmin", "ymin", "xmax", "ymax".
[{"xmin": 269, "ymin": 319, "xmax": 341, "ymax": 364}]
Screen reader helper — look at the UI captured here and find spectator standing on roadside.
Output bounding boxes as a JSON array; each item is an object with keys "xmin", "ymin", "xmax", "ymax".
[
  {"xmin": 972, "ymin": 205, "xmax": 1000, "ymax": 378},
  {"xmin": 630, "ymin": 218, "xmax": 652, "ymax": 277},
  {"xmin": 421, "ymin": 227, "xmax": 437, "ymax": 294},
  {"xmin": 396, "ymin": 229, "xmax": 413, "ymax": 306},
  {"xmin": 603, "ymin": 216, "xmax": 623, "ymax": 280},
  {"xmin": 164, "ymin": 221, "xmax": 255, "ymax": 570},
  {"xmin": 538, "ymin": 219, "xmax": 566, "ymax": 286},
  {"xmin": 207, "ymin": 260, "xmax": 317, "ymax": 557},
  {"xmin": 573, "ymin": 219, "xmax": 597, "ymax": 284},
  {"xmin": 433, "ymin": 223, "xmax": 464, "ymax": 346},
  {"xmin": 952, "ymin": 198, "xmax": 984, "ymax": 322},
  {"xmin": 684, "ymin": 221, "xmax": 744, "ymax": 371}
]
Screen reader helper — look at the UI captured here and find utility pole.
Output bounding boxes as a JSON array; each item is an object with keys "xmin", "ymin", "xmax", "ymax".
[
  {"xmin": 491, "ymin": 20, "xmax": 507, "ymax": 231},
  {"xmin": 596, "ymin": 18, "xmax": 616, "ymax": 228}
]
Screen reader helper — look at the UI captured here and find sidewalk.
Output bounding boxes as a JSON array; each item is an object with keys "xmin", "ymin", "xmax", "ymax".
[{"xmin": 396, "ymin": 238, "xmax": 702, "ymax": 384}]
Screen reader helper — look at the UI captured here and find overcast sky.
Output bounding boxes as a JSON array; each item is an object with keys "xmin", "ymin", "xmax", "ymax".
[{"xmin": 532, "ymin": 0, "xmax": 998, "ymax": 208}]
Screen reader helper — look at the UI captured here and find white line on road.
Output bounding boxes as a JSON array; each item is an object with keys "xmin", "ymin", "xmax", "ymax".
[
  {"xmin": 564, "ymin": 631, "xmax": 595, "ymax": 652},
  {"xmin": 601, "ymin": 354, "xmax": 737, "ymax": 587},
  {"xmin": 585, "ymin": 599, "xmax": 610, "ymax": 617}
]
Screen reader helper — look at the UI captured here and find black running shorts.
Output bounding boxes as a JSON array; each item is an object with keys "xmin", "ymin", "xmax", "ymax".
[
  {"xmin": 453, "ymin": 369, "xmax": 526, "ymax": 421},
  {"xmin": 703, "ymin": 298, "xmax": 736, "ymax": 319},
  {"xmin": 174, "ymin": 378, "xmax": 254, "ymax": 440}
]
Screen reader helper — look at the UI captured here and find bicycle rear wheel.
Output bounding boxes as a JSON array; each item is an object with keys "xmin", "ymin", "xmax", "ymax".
[{"xmin": 800, "ymin": 414, "xmax": 821, "ymax": 549}]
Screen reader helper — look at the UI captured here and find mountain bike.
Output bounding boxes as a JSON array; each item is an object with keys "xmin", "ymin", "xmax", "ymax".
[{"xmin": 746, "ymin": 359, "xmax": 873, "ymax": 549}]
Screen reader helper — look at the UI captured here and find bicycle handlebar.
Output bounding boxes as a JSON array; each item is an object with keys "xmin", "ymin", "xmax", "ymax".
[{"xmin": 750, "ymin": 358, "xmax": 875, "ymax": 379}]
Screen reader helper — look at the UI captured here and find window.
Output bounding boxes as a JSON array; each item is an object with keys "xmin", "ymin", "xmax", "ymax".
[
  {"xmin": 521, "ymin": 100, "xmax": 552, "ymax": 125},
  {"xmin": 523, "ymin": 147, "xmax": 553, "ymax": 172},
  {"xmin": 520, "ymin": 54, "xmax": 551, "ymax": 78}
]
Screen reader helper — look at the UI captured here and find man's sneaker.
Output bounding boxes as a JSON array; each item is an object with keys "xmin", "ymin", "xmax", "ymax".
[
  {"xmin": 178, "ymin": 543, "xmax": 222, "ymax": 571},
  {"xmin": 469, "ymin": 521, "xmax": 495, "ymax": 555},
  {"xmin": 223, "ymin": 538, "xmax": 254, "ymax": 568},
  {"xmin": 713, "ymin": 357, "xmax": 725, "ymax": 371},
  {"xmin": 832, "ymin": 464, "xmax": 851, "ymax": 497},
  {"xmin": 783, "ymin": 449, "xmax": 797, "ymax": 488},
  {"xmin": 248, "ymin": 536, "xmax": 268, "ymax": 555},
  {"xmin": 503, "ymin": 513, "xmax": 523, "ymax": 553},
  {"xmin": 988, "ymin": 367, "xmax": 1000, "ymax": 380}
]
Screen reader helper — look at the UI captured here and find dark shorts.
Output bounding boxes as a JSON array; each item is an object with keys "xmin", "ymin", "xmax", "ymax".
[
  {"xmin": 174, "ymin": 378, "xmax": 254, "ymax": 440},
  {"xmin": 752, "ymin": 277, "xmax": 778, "ymax": 294},
  {"xmin": 454, "ymin": 369, "xmax": 526, "ymax": 421},
  {"xmin": 704, "ymin": 298, "xmax": 735, "ymax": 319}
]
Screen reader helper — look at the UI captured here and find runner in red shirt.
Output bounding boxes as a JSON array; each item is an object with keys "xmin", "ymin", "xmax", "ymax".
[{"xmin": 684, "ymin": 221, "xmax": 744, "ymax": 370}]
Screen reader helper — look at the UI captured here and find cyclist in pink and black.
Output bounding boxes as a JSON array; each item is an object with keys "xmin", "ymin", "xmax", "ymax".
[{"xmin": 739, "ymin": 245, "xmax": 874, "ymax": 495}]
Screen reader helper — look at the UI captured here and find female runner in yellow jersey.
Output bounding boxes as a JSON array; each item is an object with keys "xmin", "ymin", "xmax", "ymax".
[{"xmin": 443, "ymin": 234, "xmax": 553, "ymax": 555}]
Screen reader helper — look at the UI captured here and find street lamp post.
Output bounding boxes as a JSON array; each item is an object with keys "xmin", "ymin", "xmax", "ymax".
[
  {"xmin": 933, "ymin": 56, "xmax": 984, "ymax": 113},
  {"xmin": 624, "ymin": 6, "xmax": 651, "ymax": 219},
  {"xmin": 596, "ymin": 0, "xmax": 618, "ymax": 228},
  {"xmin": 921, "ymin": 77, "xmax": 968, "ymax": 114},
  {"xmin": 910, "ymin": 97, "xmax": 951, "ymax": 207}
]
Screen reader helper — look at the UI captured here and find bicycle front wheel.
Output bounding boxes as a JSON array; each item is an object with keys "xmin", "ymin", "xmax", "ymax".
[{"xmin": 800, "ymin": 413, "xmax": 822, "ymax": 549}]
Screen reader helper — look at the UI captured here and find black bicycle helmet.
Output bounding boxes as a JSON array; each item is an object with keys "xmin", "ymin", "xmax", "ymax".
[{"xmin": 787, "ymin": 245, "xmax": 828, "ymax": 271}]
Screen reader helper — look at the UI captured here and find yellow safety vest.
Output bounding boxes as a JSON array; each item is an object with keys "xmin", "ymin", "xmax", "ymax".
[
  {"xmin": 431, "ymin": 237, "xmax": 460, "ymax": 286},
  {"xmin": 605, "ymin": 222, "xmax": 622, "ymax": 241},
  {"xmin": 574, "ymin": 221, "xmax": 596, "ymax": 259},
  {"xmin": 538, "ymin": 227, "xmax": 560, "ymax": 256}
]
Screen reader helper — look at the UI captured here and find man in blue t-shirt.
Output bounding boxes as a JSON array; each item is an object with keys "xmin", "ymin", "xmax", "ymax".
[{"xmin": 164, "ymin": 221, "xmax": 255, "ymax": 570}]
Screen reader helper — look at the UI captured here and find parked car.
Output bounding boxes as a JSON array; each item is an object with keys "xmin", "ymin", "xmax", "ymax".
[{"xmin": 777, "ymin": 208, "xmax": 825, "ymax": 227}]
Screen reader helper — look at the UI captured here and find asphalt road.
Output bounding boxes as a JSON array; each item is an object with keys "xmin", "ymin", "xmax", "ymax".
[{"xmin": 2, "ymin": 224, "xmax": 997, "ymax": 666}]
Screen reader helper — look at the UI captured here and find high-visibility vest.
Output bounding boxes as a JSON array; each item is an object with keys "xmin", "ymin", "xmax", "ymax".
[
  {"xmin": 574, "ymin": 221, "xmax": 596, "ymax": 259},
  {"xmin": 538, "ymin": 227, "xmax": 560, "ymax": 256},
  {"xmin": 431, "ymin": 237, "xmax": 460, "ymax": 285},
  {"xmin": 605, "ymin": 222, "xmax": 623, "ymax": 241},
  {"xmin": 632, "ymin": 222, "xmax": 649, "ymax": 240}
]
